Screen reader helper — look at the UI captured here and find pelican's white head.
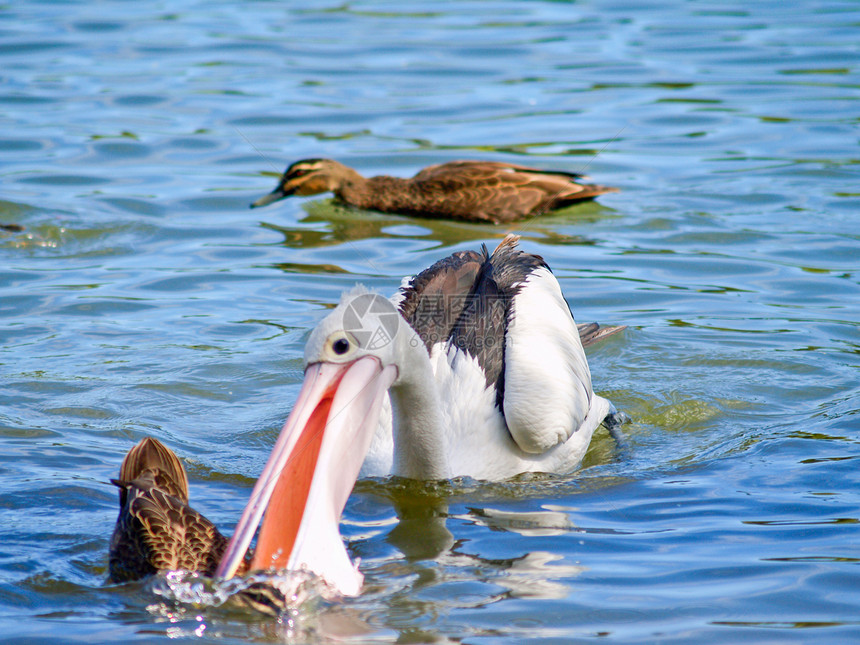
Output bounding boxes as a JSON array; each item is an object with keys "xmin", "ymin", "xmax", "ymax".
[
  {"xmin": 303, "ymin": 286, "xmax": 414, "ymax": 375},
  {"xmin": 215, "ymin": 287, "xmax": 404, "ymax": 597}
]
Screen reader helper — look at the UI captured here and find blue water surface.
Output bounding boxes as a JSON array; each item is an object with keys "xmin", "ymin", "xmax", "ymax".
[{"xmin": 0, "ymin": 0, "xmax": 858, "ymax": 643}]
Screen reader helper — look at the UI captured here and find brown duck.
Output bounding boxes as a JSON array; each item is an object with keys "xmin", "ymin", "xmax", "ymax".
[
  {"xmin": 251, "ymin": 158, "xmax": 618, "ymax": 223},
  {"xmin": 108, "ymin": 437, "xmax": 237, "ymax": 583},
  {"xmin": 108, "ymin": 438, "xmax": 294, "ymax": 613}
]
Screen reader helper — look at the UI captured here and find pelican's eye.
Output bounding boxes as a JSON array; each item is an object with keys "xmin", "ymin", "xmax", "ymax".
[
  {"xmin": 325, "ymin": 331, "xmax": 357, "ymax": 359},
  {"xmin": 332, "ymin": 337, "xmax": 350, "ymax": 355}
]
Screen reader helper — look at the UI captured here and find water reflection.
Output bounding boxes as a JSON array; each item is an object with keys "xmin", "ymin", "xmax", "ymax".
[
  {"xmin": 501, "ymin": 551, "xmax": 584, "ymax": 600},
  {"xmin": 259, "ymin": 198, "xmax": 608, "ymax": 253},
  {"xmin": 384, "ymin": 481, "xmax": 455, "ymax": 562},
  {"xmin": 461, "ymin": 506, "xmax": 574, "ymax": 537},
  {"xmin": 371, "ymin": 482, "xmax": 593, "ymax": 618}
]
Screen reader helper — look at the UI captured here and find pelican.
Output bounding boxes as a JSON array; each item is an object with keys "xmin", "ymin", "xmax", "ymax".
[{"xmin": 217, "ymin": 234, "xmax": 624, "ymax": 586}]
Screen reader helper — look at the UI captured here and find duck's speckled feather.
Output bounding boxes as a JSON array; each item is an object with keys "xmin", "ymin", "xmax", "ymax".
[{"xmin": 108, "ymin": 438, "xmax": 240, "ymax": 583}]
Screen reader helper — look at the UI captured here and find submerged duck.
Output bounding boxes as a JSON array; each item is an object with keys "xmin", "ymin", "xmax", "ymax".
[
  {"xmin": 110, "ymin": 420, "xmax": 379, "ymax": 601},
  {"xmin": 108, "ymin": 437, "xmax": 233, "ymax": 583},
  {"xmin": 251, "ymin": 158, "xmax": 618, "ymax": 223}
]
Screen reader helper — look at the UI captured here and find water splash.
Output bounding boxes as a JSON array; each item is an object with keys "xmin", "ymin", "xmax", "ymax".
[{"xmin": 147, "ymin": 568, "xmax": 329, "ymax": 618}]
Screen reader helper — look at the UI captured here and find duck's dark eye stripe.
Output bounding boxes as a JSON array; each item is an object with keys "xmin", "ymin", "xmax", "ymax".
[{"xmin": 333, "ymin": 338, "xmax": 350, "ymax": 355}]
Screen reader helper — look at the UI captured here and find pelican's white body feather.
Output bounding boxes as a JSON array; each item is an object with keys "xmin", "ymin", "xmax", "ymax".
[
  {"xmin": 503, "ymin": 267, "xmax": 595, "ymax": 454},
  {"xmin": 361, "ymin": 261, "xmax": 612, "ymax": 480}
]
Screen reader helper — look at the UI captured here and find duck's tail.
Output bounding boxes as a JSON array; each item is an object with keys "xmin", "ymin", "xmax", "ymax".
[{"xmin": 113, "ymin": 436, "xmax": 189, "ymax": 506}]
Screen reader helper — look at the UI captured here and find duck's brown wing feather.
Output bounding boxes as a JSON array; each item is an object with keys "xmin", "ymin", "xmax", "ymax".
[
  {"xmin": 410, "ymin": 160, "xmax": 585, "ymax": 182},
  {"xmin": 405, "ymin": 161, "xmax": 615, "ymax": 222}
]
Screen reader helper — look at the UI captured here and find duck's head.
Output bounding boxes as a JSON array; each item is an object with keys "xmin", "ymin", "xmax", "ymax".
[
  {"xmin": 215, "ymin": 288, "xmax": 408, "ymax": 596},
  {"xmin": 250, "ymin": 158, "xmax": 354, "ymax": 208}
]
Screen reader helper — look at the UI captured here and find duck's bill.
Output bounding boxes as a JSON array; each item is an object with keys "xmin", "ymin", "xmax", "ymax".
[
  {"xmin": 215, "ymin": 356, "xmax": 396, "ymax": 596},
  {"xmin": 250, "ymin": 187, "xmax": 288, "ymax": 209}
]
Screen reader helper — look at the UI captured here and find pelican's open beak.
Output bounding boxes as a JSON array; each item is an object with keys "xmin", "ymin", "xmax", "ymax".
[
  {"xmin": 215, "ymin": 356, "xmax": 396, "ymax": 596},
  {"xmin": 250, "ymin": 186, "xmax": 288, "ymax": 209}
]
